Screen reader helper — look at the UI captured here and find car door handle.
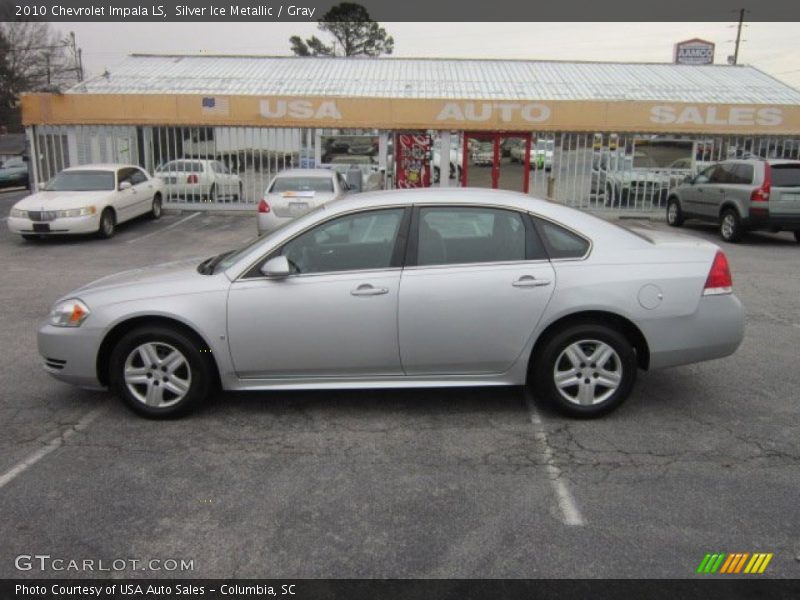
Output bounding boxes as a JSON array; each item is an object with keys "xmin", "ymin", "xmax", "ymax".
[
  {"xmin": 512, "ymin": 275, "xmax": 551, "ymax": 288},
  {"xmin": 351, "ymin": 284, "xmax": 389, "ymax": 296}
]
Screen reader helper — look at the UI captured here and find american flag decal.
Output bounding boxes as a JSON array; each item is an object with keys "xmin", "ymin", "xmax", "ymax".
[{"xmin": 201, "ymin": 97, "xmax": 230, "ymax": 115}]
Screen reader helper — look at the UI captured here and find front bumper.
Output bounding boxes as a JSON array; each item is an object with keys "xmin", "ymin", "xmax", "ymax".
[
  {"xmin": 8, "ymin": 214, "xmax": 100, "ymax": 235},
  {"xmin": 644, "ymin": 294, "xmax": 745, "ymax": 370},
  {"xmin": 38, "ymin": 321, "xmax": 105, "ymax": 389}
]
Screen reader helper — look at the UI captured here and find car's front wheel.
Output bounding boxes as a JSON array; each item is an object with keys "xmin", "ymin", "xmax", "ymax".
[
  {"xmin": 151, "ymin": 193, "xmax": 162, "ymax": 219},
  {"xmin": 666, "ymin": 197, "xmax": 684, "ymax": 227},
  {"xmin": 97, "ymin": 208, "xmax": 115, "ymax": 239},
  {"xmin": 720, "ymin": 209, "xmax": 743, "ymax": 243},
  {"xmin": 531, "ymin": 323, "xmax": 637, "ymax": 418},
  {"xmin": 109, "ymin": 326, "xmax": 213, "ymax": 418}
]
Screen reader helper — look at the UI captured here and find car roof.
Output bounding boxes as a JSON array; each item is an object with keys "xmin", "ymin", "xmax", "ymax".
[
  {"xmin": 274, "ymin": 168, "xmax": 335, "ymax": 178},
  {"xmin": 62, "ymin": 163, "xmax": 141, "ymax": 172}
]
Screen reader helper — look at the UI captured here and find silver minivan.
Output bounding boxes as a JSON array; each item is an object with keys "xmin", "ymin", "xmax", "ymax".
[{"xmin": 666, "ymin": 159, "xmax": 800, "ymax": 243}]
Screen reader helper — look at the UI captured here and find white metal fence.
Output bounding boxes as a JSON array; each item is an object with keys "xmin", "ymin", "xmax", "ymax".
[{"xmin": 26, "ymin": 125, "xmax": 800, "ymax": 213}]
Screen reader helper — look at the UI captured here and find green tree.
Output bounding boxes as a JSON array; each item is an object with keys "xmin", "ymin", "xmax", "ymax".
[{"xmin": 289, "ymin": 3, "xmax": 394, "ymax": 57}]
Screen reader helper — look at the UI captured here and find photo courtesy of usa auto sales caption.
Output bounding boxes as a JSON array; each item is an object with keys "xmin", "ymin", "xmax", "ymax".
[{"xmin": 37, "ymin": 188, "xmax": 745, "ymax": 419}]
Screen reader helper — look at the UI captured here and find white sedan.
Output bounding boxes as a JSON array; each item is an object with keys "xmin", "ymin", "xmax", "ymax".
[
  {"xmin": 154, "ymin": 159, "xmax": 242, "ymax": 202},
  {"xmin": 7, "ymin": 164, "xmax": 163, "ymax": 240},
  {"xmin": 257, "ymin": 168, "xmax": 350, "ymax": 235}
]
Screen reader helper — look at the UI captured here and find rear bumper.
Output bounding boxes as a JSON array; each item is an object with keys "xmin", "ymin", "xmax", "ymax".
[
  {"xmin": 644, "ymin": 294, "xmax": 745, "ymax": 370},
  {"xmin": 746, "ymin": 212, "xmax": 800, "ymax": 231},
  {"xmin": 256, "ymin": 212, "xmax": 293, "ymax": 235}
]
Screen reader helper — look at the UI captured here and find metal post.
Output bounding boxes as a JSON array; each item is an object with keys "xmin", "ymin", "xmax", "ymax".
[{"xmin": 733, "ymin": 8, "xmax": 745, "ymax": 65}]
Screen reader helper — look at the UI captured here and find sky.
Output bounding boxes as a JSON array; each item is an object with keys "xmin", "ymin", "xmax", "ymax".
[{"xmin": 59, "ymin": 21, "xmax": 800, "ymax": 90}]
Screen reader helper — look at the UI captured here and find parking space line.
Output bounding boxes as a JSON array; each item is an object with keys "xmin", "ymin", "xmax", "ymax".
[
  {"xmin": 126, "ymin": 212, "xmax": 201, "ymax": 244},
  {"xmin": 523, "ymin": 389, "xmax": 586, "ymax": 526},
  {"xmin": 0, "ymin": 406, "xmax": 107, "ymax": 491}
]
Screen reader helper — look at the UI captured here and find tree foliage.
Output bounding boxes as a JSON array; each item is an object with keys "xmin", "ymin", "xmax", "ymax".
[
  {"xmin": 289, "ymin": 3, "xmax": 394, "ymax": 57},
  {"xmin": 0, "ymin": 11, "xmax": 77, "ymax": 130}
]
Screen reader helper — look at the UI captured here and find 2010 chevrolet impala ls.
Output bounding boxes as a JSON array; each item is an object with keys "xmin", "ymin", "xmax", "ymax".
[{"xmin": 38, "ymin": 189, "xmax": 745, "ymax": 418}]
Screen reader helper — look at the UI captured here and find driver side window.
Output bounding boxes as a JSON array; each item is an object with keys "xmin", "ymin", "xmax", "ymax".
[{"xmin": 278, "ymin": 208, "xmax": 405, "ymax": 275}]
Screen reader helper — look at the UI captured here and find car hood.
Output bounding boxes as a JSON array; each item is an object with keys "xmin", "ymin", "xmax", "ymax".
[
  {"xmin": 65, "ymin": 258, "xmax": 228, "ymax": 304},
  {"xmin": 14, "ymin": 190, "xmax": 111, "ymax": 210}
]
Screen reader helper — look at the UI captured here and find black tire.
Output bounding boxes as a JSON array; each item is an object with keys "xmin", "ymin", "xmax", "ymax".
[
  {"xmin": 794, "ymin": 231, "xmax": 800, "ymax": 243},
  {"xmin": 531, "ymin": 322, "xmax": 638, "ymax": 418},
  {"xmin": 150, "ymin": 193, "xmax": 162, "ymax": 219},
  {"xmin": 719, "ymin": 208, "xmax": 743, "ymax": 243},
  {"xmin": 666, "ymin": 197, "xmax": 684, "ymax": 227},
  {"xmin": 109, "ymin": 325, "xmax": 213, "ymax": 418},
  {"xmin": 97, "ymin": 208, "xmax": 115, "ymax": 239},
  {"xmin": 21, "ymin": 234, "xmax": 39, "ymax": 241}
]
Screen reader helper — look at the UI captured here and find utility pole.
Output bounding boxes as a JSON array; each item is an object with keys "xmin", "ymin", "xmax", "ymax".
[{"xmin": 733, "ymin": 8, "xmax": 745, "ymax": 65}]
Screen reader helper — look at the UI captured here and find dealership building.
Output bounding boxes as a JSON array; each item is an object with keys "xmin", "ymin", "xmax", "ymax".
[{"xmin": 21, "ymin": 53, "xmax": 800, "ymax": 211}]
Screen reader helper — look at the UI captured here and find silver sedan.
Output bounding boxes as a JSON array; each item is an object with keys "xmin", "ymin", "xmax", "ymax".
[{"xmin": 38, "ymin": 189, "xmax": 744, "ymax": 418}]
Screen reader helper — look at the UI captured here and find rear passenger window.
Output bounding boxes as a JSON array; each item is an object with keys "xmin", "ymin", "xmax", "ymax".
[
  {"xmin": 534, "ymin": 218, "xmax": 590, "ymax": 259},
  {"xmin": 416, "ymin": 207, "xmax": 540, "ymax": 266},
  {"xmin": 733, "ymin": 164, "xmax": 754, "ymax": 184}
]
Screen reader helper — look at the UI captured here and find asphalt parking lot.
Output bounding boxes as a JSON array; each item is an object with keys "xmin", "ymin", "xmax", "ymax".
[{"xmin": 0, "ymin": 185, "xmax": 798, "ymax": 579}]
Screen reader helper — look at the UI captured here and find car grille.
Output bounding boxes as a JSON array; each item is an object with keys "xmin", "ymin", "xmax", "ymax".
[
  {"xmin": 27, "ymin": 211, "xmax": 57, "ymax": 222},
  {"xmin": 44, "ymin": 358, "xmax": 67, "ymax": 371}
]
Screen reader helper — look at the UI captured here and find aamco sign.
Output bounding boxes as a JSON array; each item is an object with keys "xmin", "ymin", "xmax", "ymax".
[{"xmin": 674, "ymin": 39, "xmax": 715, "ymax": 65}]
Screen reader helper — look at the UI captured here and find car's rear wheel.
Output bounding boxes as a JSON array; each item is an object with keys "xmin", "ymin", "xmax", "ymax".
[
  {"xmin": 720, "ymin": 209, "xmax": 742, "ymax": 243},
  {"xmin": 97, "ymin": 208, "xmax": 115, "ymax": 239},
  {"xmin": 531, "ymin": 323, "xmax": 637, "ymax": 418},
  {"xmin": 109, "ymin": 326, "xmax": 212, "ymax": 418},
  {"xmin": 150, "ymin": 193, "xmax": 162, "ymax": 219},
  {"xmin": 666, "ymin": 197, "xmax": 684, "ymax": 227}
]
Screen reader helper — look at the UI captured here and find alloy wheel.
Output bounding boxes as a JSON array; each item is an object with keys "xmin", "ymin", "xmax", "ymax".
[
  {"xmin": 123, "ymin": 342, "xmax": 192, "ymax": 408},
  {"xmin": 553, "ymin": 339, "xmax": 622, "ymax": 406}
]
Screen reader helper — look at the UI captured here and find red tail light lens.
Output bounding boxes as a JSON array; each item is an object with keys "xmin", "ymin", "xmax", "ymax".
[
  {"xmin": 257, "ymin": 198, "xmax": 271, "ymax": 213},
  {"xmin": 703, "ymin": 251, "xmax": 733, "ymax": 296},
  {"xmin": 750, "ymin": 163, "xmax": 771, "ymax": 203},
  {"xmin": 186, "ymin": 174, "xmax": 199, "ymax": 184}
]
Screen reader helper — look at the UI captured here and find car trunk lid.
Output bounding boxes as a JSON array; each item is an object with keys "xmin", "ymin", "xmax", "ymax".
[{"xmin": 269, "ymin": 190, "xmax": 334, "ymax": 218}]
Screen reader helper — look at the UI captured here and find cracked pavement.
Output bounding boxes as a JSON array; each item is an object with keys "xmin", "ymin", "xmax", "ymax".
[{"xmin": 0, "ymin": 195, "xmax": 798, "ymax": 578}]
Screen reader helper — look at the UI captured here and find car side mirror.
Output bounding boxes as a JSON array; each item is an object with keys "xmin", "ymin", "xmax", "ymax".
[
  {"xmin": 119, "ymin": 181, "xmax": 132, "ymax": 191},
  {"xmin": 260, "ymin": 256, "xmax": 291, "ymax": 279}
]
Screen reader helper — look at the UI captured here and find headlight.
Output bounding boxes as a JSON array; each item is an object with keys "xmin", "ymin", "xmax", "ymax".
[
  {"xmin": 55, "ymin": 206, "xmax": 97, "ymax": 218},
  {"xmin": 10, "ymin": 208, "xmax": 27, "ymax": 218},
  {"xmin": 49, "ymin": 299, "xmax": 91, "ymax": 327}
]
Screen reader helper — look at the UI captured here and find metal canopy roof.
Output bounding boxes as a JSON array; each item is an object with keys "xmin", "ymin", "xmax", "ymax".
[{"xmin": 69, "ymin": 54, "xmax": 800, "ymax": 105}]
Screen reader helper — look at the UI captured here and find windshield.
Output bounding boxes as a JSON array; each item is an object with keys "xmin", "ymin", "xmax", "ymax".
[
  {"xmin": 270, "ymin": 177, "xmax": 334, "ymax": 193},
  {"xmin": 156, "ymin": 161, "xmax": 204, "ymax": 173},
  {"xmin": 45, "ymin": 171, "xmax": 115, "ymax": 192}
]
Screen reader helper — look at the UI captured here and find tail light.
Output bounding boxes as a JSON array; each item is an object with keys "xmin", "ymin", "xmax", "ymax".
[
  {"xmin": 186, "ymin": 174, "xmax": 199, "ymax": 184},
  {"xmin": 257, "ymin": 198, "xmax": 271, "ymax": 213},
  {"xmin": 703, "ymin": 251, "xmax": 733, "ymax": 296},
  {"xmin": 750, "ymin": 163, "xmax": 771, "ymax": 203}
]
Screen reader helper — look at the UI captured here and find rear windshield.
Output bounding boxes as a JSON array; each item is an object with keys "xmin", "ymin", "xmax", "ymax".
[
  {"xmin": 270, "ymin": 177, "xmax": 334, "ymax": 193},
  {"xmin": 771, "ymin": 164, "xmax": 800, "ymax": 187},
  {"xmin": 156, "ymin": 161, "xmax": 204, "ymax": 173}
]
